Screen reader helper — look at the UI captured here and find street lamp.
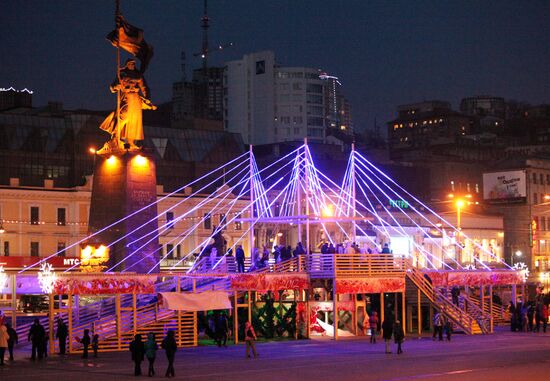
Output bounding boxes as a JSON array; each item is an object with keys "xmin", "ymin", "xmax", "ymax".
[{"xmin": 512, "ymin": 250, "xmax": 522, "ymax": 266}]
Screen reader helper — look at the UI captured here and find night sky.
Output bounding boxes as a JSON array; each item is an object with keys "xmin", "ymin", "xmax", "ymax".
[{"xmin": 1, "ymin": 1, "xmax": 549, "ymax": 133}]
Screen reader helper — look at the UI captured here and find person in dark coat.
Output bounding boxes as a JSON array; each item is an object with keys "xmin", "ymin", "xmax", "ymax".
[
  {"xmin": 216, "ymin": 313, "xmax": 230, "ymax": 347},
  {"xmin": 6, "ymin": 322, "xmax": 17, "ymax": 361},
  {"xmin": 28, "ymin": 318, "xmax": 46, "ymax": 360},
  {"xmin": 81, "ymin": 329, "xmax": 91, "ymax": 359},
  {"xmin": 161, "ymin": 331, "xmax": 177, "ymax": 378},
  {"xmin": 393, "ymin": 320, "xmax": 404, "ymax": 354},
  {"xmin": 382, "ymin": 316, "xmax": 394, "ymax": 354},
  {"xmin": 129, "ymin": 334, "xmax": 145, "ymax": 376},
  {"xmin": 236, "ymin": 245, "xmax": 245, "ymax": 273},
  {"xmin": 56, "ymin": 318, "xmax": 68, "ymax": 355}
]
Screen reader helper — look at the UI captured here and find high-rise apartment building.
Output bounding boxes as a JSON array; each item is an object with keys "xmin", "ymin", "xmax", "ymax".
[{"xmin": 224, "ymin": 51, "xmax": 352, "ymax": 146}]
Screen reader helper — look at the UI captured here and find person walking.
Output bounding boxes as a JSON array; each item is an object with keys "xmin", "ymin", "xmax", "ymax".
[
  {"xmin": 161, "ymin": 331, "xmax": 177, "ymax": 378},
  {"xmin": 244, "ymin": 321, "xmax": 258, "ymax": 358},
  {"xmin": 0, "ymin": 320, "xmax": 8, "ymax": 365},
  {"xmin": 6, "ymin": 322, "xmax": 17, "ymax": 361},
  {"xmin": 444, "ymin": 320, "xmax": 453, "ymax": 341},
  {"xmin": 130, "ymin": 334, "xmax": 145, "ymax": 376},
  {"xmin": 393, "ymin": 320, "xmax": 404, "ymax": 354},
  {"xmin": 542, "ymin": 303, "xmax": 548, "ymax": 333},
  {"xmin": 92, "ymin": 334, "xmax": 99, "ymax": 357},
  {"xmin": 382, "ymin": 316, "xmax": 394, "ymax": 354},
  {"xmin": 144, "ymin": 332, "xmax": 158, "ymax": 377},
  {"xmin": 28, "ymin": 318, "xmax": 46, "ymax": 360},
  {"xmin": 433, "ymin": 312, "xmax": 444, "ymax": 341},
  {"xmin": 216, "ymin": 313, "xmax": 229, "ymax": 347},
  {"xmin": 81, "ymin": 329, "xmax": 91, "ymax": 359},
  {"xmin": 369, "ymin": 311, "xmax": 379, "ymax": 344},
  {"xmin": 56, "ymin": 318, "xmax": 68, "ymax": 355}
]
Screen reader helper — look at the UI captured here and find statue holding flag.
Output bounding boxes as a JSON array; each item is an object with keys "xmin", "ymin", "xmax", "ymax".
[{"xmin": 98, "ymin": 9, "xmax": 156, "ymax": 154}]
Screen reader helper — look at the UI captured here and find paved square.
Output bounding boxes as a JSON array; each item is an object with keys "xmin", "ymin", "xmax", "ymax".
[{"xmin": 2, "ymin": 330, "xmax": 550, "ymax": 380}]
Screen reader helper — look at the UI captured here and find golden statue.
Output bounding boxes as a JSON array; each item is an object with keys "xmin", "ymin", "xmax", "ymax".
[{"xmin": 98, "ymin": 11, "xmax": 155, "ymax": 154}]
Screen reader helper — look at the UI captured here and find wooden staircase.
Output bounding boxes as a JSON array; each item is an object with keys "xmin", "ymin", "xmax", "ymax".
[{"xmin": 405, "ymin": 265, "xmax": 486, "ymax": 335}]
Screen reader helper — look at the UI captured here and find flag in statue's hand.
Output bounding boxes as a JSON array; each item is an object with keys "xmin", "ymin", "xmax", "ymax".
[{"xmin": 107, "ymin": 15, "xmax": 154, "ymax": 73}]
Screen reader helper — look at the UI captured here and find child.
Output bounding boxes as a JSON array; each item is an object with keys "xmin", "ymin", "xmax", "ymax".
[
  {"xmin": 92, "ymin": 334, "xmax": 99, "ymax": 357},
  {"xmin": 444, "ymin": 320, "xmax": 453, "ymax": 341}
]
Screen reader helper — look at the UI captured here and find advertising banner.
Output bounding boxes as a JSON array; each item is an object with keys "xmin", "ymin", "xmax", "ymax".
[{"xmin": 483, "ymin": 170, "xmax": 526, "ymax": 201}]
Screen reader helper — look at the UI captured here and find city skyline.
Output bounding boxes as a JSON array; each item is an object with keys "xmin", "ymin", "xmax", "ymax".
[{"xmin": 1, "ymin": 0, "xmax": 549, "ymax": 133}]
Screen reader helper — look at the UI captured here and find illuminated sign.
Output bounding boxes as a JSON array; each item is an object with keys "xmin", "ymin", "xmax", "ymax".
[
  {"xmin": 389, "ymin": 200, "xmax": 409, "ymax": 209},
  {"xmin": 80, "ymin": 245, "xmax": 110, "ymax": 272},
  {"xmin": 63, "ymin": 258, "xmax": 80, "ymax": 266}
]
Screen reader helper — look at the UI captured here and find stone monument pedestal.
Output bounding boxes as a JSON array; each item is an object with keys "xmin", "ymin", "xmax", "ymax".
[{"xmin": 88, "ymin": 150, "xmax": 160, "ymax": 273}]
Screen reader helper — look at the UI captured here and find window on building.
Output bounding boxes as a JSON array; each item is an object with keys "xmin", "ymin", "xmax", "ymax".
[
  {"xmin": 306, "ymin": 83, "xmax": 323, "ymax": 93},
  {"xmin": 534, "ymin": 193, "xmax": 538, "ymax": 204},
  {"xmin": 533, "ymin": 172, "xmax": 537, "ymax": 184},
  {"xmin": 451, "ymin": 180, "xmax": 455, "ymax": 191},
  {"xmin": 466, "ymin": 183, "xmax": 471, "ymax": 192},
  {"xmin": 30, "ymin": 207, "xmax": 39, "ymax": 225},
  {"xmin": 176, "ymin": 244, "xmax": 181, "ymax": 259},
  {"xmin": 3, "ymin": 241, "xmax": 9, "ymax": 256},
  {"xmin": 219, "ymin": 214, "xmax": 226, "ymax": 229},
  {"xmin": 166, "ymin": 211, "xmax": 175, "ymax": 229},
  {"xmin": 30, "ymin": 241, "xmax": 39, "ymax": 257},
  {"xmin": 166, "ymin": 244, "xmax": 174, "ymax": 259},
  {"xmin": 540, "ymin": 174, "xmax": 544, "ymax": 184},
  {"xmin": 204, "ymin": 214, "xmax": 211, "ymax": 230},
  {"xmin": 293, "ymin": 116, "xmax": 303, "ymax": 124},
  {"xmin": 57, "ymin": 242, "xmax": 66, "ymax": 257},
  {"xmin": 292, "ymin": 82, "xmax": 302, "ymax": 91},
  {"xmin": 255, "ymin": 60, "xmax": 265, "ymax": 75},
  {"xmin": 57, "ymin": 208, "xmax": 66, "ymax": 226},
  {"xmin": 475, "ymin": 183, "xmax": 480, "ymax": 194}
]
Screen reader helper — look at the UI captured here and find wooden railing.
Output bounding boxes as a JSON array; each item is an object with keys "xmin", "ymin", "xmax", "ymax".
[
  {"xmin": 406, "ymin": 264, "xmax": 481, "ymax": 335},
  {"xmin": 460, "ymin": 294, "xmax": 492, "ymax": 334},
  {"xmin": 468, "ymin": 294, "xmax": 510, "ymax": 325}
]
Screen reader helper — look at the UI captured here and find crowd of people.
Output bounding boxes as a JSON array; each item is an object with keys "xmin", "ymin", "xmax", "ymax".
[
  {"xmin": 509, "ymin": 296, "xmax": 549, "ymax": 333},
  {"xmin": 233, "ymin": 240, "xmax": 392, "ymax": 273}
]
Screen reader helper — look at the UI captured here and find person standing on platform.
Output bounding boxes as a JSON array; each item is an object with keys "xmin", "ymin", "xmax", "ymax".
[
  {"xmin": 56, "ymin": 318, "xmax": 68, "ymax": 355},
  {"xmin": 382, "ymin": 315, "xmax": 394, "ymax": 354},
  {"xmin": 144, "ymin": 332, "xmax": 158, "ymax": 377},
  {"xmin": 161, "ymin": 330, "xmax": 177, "ymax": 378},
  {"xmin": 236, "ymin": 245, "xmax": 245, "ymax": 273},
  {"xmin": 6, "ymin": 322, "xmax": 17, "ymax": 361},
  {"xmin": 28, "ymin": 318, "xmax": 45, "ymax": 360},
  {"xmin": 129, "ymin": 334, "xmax": 145, "ymax": 376},
  {"xmin": 369, "ymin": 311, "xmax": 379, "ymax": 344},
  {"xmin": 244, "ymin": 321, "xmax": 258, "ymax": 358},
  {"xmin": 393, "ymin": 320, "xmax": 404, "ymax": 354}
]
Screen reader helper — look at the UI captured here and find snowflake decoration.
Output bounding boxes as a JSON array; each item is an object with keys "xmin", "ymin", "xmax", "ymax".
[
  {"xmin": 512, "ymin": 262, "xmax": 529, "ymax": 283},
  {"xmin": 0, "ymin": 265, "xmax": 8, "ymax": 293},
  {"xmin": 37, "ymin": 263, "xmax": 57, "ymax": 294},
  {"xmin": 464, "ymin": 264, "xmax": 476, "ymax": 271}
]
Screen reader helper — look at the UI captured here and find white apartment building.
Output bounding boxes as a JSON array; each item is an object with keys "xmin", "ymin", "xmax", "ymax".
[{"xmin": 224, "ymin": 51, "xmax": 351, "ymax": 146}]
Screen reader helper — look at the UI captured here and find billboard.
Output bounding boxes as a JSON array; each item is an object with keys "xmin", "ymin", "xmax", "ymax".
[{"xmin": 483, "ymin": 170, "xmax": 526, "ymax": 201}]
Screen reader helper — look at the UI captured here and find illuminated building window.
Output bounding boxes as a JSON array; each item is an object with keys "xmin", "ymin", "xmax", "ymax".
[
  {"xmin": 166, "ymin": 211, "xmax": 175, "ymax": 229},
  {"xmin": 204, "ymin": 214, "xmax": 211, "ymax": 230},
  {"xmin": 451, "ymin": 180, "xmax": 455, "ymax": 191},
  {"xmin": 57, "ymin": 208, "xmax": 66, "ymax": 226},
  {"xmin": 467, "ymin": 183, "xmax": 471, "ymax": 192},
  {"xmin": 57, "ymin": 242, "xmax": 66, "ymax": 257},
  {"xmin": 30, "ymin": 241, "xmax": 39, "ymax": 257},
  {"xmin": 166, "ymin": 244, "xmax": 174, "ymax": 259},
  {"xmin": 475, "ymin": 183, "xmax": 480, "ymax": 193},
  {"xmin": 30, "ymin": 206, "xmax": 39, "ymax": 225}
]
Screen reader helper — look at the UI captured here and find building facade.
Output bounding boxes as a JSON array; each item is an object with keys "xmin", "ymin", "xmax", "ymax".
[{"xmin": 224, "ymin": 51, "xmax": 352, "ymax": 145}]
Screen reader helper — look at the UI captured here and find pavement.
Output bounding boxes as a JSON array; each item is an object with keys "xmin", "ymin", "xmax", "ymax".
[{"xmin": 2, "ymin": 329, "xmax": 550, "ymax": 380}]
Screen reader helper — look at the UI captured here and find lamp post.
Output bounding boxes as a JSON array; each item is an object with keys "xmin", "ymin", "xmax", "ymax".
[{"xmin": 512, "ymin": 250, "xmax": 522, "ymax": 267}]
